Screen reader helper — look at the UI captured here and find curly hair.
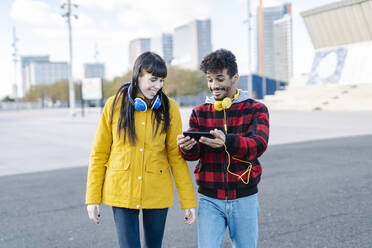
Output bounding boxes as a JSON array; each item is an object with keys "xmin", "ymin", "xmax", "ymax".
[{"xmin": 200, "ymin": 49, "xmax": 238, "ymax": 78}]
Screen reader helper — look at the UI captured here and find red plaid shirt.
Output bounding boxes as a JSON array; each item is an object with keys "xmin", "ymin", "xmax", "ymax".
[{"xmin": 180, "ymin": 97, "xmax": 269, "ymax": 200}]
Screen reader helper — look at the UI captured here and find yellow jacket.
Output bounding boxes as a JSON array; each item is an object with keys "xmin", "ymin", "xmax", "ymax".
[{"xmin": 85, "ymin": 95, "xmax": 197, "ymax": 210}]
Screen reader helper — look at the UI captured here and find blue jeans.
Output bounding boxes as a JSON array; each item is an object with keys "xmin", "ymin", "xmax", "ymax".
[
  {"xmin": 197, "ymin": 193, "xmax": 259, "ymax": 248},
  {"xmin": 112, "ymin": 207, "xmax": 168, "ymax": 248}
]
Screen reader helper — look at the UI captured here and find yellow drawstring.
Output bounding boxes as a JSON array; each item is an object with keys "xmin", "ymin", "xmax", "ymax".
[{"xmin": 215, "ymin": 138, "xmax": 253, "ymax": 184}]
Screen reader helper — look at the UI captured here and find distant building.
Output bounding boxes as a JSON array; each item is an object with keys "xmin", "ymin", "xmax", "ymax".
[
  {"xmin": 172, "ymin": 19, "xmax": 212, "ymax": 70},
  {"xmin": 129, "ymin": 38, "xmax": 151, "ymax": 67},
  {"xmin": 256, "ymin": 3, "xmax": 292, "ymax": 81},
  {"xmin": 23, "ymin": 62, "xmax": 68, "ymax": 88},
  {"xmin": 21, "ymin": 56, "xmax": 50, "ymax": 69},
  {"xmin": 21, "ymin": 55, "xmax": 49, "ymax": 96},
  {"xmin": 84, "ymin": 63, "xmax": 105, "ymax": 78},
  {"xmin": 151, "ymin": 33, "xmax": 173, "ymax": 65},
  {"xmin": 274, "ymin": 13, "xmax": 293, "ymax": 83}
]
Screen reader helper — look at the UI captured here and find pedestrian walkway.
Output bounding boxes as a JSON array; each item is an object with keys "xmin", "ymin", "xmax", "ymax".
[{"xmin": 1, "ymin": 108, "xmax": 371, "ymax": 176}]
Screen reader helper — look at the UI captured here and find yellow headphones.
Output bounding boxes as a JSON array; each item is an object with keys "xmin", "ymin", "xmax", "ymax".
[
  {"xmin": 214, "ymin": 89, "xmax": 240, "ymax": 111},
  {"xmin": 213, "ymin": 89, "xmax": 253, "ymax": 184}
]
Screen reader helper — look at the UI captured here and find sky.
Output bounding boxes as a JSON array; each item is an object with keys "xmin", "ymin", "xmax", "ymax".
[{"xmin": 0, "ymin": 0, "xmax": 340, "ymax": 98}]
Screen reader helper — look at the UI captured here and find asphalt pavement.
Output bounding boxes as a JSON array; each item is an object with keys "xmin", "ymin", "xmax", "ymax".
[{"xmin": 1, "ymin": 135, "xmax": 371, "ymax": 248}]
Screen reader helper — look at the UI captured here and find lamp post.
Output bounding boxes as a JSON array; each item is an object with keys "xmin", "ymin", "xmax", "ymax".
[
  {"xmin": 61, "ymin": 0, "xmax": 78, "ymax": 116},
  {"xmin": 11, "ymin": 26, "xmax": 19, "ymax": 105}
]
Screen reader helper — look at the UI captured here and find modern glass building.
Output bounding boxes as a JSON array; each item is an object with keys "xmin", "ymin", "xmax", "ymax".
[
  {"xmin": 21, "ymin": 55, "xmax": 50, "ymax": 96},
  {"xmin": 151, "ymin": 33, "xmax": 173, "ymax": 66},
  {"xmin": 129, "ymin": 38, "xmax": 151, "ymax": 67},
  {"xmin": 256, "ymin": 3, "xmax": 292, "ymax": 81},
  {"xmin": 172, "ymin": 19, "xmax": 212, "ymax": 70},
  {"xmin": 23, "ymin": 62, "xmax": 68, "ymax": 87},
  {"xmin": 274, "ymin": 13, "xmax": 293, "ymax": 83}
]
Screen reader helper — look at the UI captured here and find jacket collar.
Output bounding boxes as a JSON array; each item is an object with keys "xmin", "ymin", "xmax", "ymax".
[{"xmin": 205, "ymin": 89, "xmax": 250, "ymax": 105}]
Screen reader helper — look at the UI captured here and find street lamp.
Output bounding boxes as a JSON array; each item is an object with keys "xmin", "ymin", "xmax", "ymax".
[{"xmin": 61, "ymin": 0, "xmax": 78, "ymax": 116}]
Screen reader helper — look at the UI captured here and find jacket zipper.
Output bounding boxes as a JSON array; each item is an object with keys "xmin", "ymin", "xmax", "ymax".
[
  {"xmin": 224, "ymin": 154, "xmax": 228, "ymax": 200},
  {"xmin": 223, "ymin": 135, "xmax": 228, "ymax": 200},
  {"xmin": 224, "ymin": 111, "xmax": 228, "ymax": 200}
]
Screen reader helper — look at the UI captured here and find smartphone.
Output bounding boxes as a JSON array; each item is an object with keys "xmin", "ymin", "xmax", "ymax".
[{"xmin": 183, "ymin": 131, "xmax": 214, "ymax": 141}]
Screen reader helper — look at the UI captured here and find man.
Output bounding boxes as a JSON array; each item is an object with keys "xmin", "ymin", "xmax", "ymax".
[{"xmin": 177, "ymin": 49, "xmax": 269, "ymax": 248}]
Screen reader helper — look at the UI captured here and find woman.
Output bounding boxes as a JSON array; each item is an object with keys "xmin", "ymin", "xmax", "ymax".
[{"xmin": 85, "ymin": 52, "xmax": 197, "ymax": 248}]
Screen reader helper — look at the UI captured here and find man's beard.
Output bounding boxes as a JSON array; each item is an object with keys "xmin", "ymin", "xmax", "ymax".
[{"xmin": 209, "ymin": 86, "xmax": 231, "ymax": 101}]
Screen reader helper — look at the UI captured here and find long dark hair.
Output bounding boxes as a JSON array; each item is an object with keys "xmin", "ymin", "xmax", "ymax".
[{"xmin": 110, "ymin": 52, "xmax": 170, "ymax": 145}]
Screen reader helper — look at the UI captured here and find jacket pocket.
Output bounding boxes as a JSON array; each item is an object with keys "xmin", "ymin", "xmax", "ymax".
[
  {"xmin": 108, "ymin": 153, "xmax": 131, "ymax": 171},
  {"xmin": 145, "ymin": 163, "xmax": 168, "ymax": 175}
]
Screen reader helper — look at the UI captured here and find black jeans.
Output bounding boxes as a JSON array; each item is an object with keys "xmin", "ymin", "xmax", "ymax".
[{"xmin": 112, "ymin": 207, "xmax": 168, "ymax": 248}]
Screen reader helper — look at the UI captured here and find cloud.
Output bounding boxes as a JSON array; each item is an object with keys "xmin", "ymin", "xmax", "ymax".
[
  {"xmin": 10, "ymin": 0, "xmax": 64, "ymax": 26},
  {"xmin": 15, "ymin": 0, "xmax": 213, "ymax": 41},
  {"xmin": 10, "ymin": 0, "xmax": 94, "ymax": 29},
  {"xmin": 33, "ymin": 27, "xmax": 66, "ymax": 39},
  {"xmin": 74, "ymin": 12, "xmax": 94, "ymax": 28},
  {"xmin": 117, "ymin": 0, "xmax": 212, "ymax": 37},
  {"xmin": 75, "ymin": 0, "xmax": 131, "ymax": 11}
]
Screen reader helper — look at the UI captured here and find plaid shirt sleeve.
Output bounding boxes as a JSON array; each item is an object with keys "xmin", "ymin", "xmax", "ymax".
[
  {"xmin": 225, "ymin": 103, "xmax": 269, "ymax": 161},
  {"xmin": 179, "ymin": 109, "xmax": 201, "ymax": 161}
]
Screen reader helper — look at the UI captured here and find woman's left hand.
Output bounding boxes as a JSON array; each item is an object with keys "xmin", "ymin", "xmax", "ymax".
[{"xmin": 184, "ymin": 208, "xmax": 196, "ymax": 224}]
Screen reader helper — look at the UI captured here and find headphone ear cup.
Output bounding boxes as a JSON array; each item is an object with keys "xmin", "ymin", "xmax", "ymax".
[
  {"xmin": 134, "ymin": 98, "xmax": 147, "ymax": 112},
  {"xmin": 151, "ymin": 95, "xmax": 162, "ymax": 109},
  {"xmin": 222, "ymin": 97, "xmax": 232, "ymax": 109},
  {"xmin": 214, "ymin": 101, "xmax": 223, "ymax": 111},
  {"xmin": 214, "ymin": 97, "xmax": 232, "ymax": 111}
]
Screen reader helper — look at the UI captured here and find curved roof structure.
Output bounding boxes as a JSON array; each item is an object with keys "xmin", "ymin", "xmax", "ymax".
[{"xmin": 301, "ymin": 0, "xmax": 372, "ymax": 49}]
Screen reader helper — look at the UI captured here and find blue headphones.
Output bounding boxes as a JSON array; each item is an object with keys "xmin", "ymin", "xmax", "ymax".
[{"xmin": 127, "ymin": 84, "xmax": 162, "ymax": 112}]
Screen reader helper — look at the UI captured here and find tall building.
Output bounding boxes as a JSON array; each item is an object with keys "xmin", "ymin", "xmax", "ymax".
[
  {"xmin": 21, "ymin": 55, "xmax": 50, "ymax": 69},
  {"xmin": 256, "ymin": 3, "xmax": 292, "ymax": 81},
  {"xmin": 129, "ymin": 38, "xmax": 151, "ymax": 67},
  {"xmin": 274, "ymin": 13, "xmax": 293, "ymax": 83},
  {"xmin": 23, "ymin": 62, "xmax": 68, "ymax": 88},
  {"xmin": 172, "ymin": 19, "xmax": 212, "ymax": 70},
  {"xmin": 21, "ymin": 55, "xmax": 49, "ymax": 96},
  {"xmin": 84, "ymin": 63, "xmax": 105, "ymax": 78},
  {"xmin": 151, "ymin": 33, "xmax": 173, "ymax": 65}
]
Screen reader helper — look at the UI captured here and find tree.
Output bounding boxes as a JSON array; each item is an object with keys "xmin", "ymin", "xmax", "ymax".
[
  {"xmin": 46, "ymin": 80, "xmax": 68, "ymax": 102},
  {"xmin": 24, "ymin": 85, "xmax": 48, "ymax": 102},
  {"xmin": 103, "ymin": 70, "xmax": 132, "ymax": 98},
  {"xmin": 22, "ymin": 67, "xmax": 207, "ymax": 103},
  {"xmin": 23, "ymin": 80, "xmax": 79, "ymax": 103},
  {"xmin": 1, "ymin": 96, "xmax": 15, "ymax": 102},
  {"xmin": 164, "ymin": 67, "xmax": 207, "ymax": 97}
]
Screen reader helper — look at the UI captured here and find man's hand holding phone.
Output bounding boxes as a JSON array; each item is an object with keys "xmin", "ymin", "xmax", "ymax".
[
  {"xmin": 177, "ymin": 134, "xmax": 197, "ymax": 151},
  {"xmin": 178, "ymin": 129, "xmax": 225, "ymax": 150},
  {"xmin": 199, "ymin": 129, "xmax": 225, "ymax": 148}
]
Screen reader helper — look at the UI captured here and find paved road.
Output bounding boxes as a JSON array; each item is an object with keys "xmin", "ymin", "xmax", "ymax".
[{"xmin": 1, "ymin": 135, "xmax": 371, "ymax": 248}]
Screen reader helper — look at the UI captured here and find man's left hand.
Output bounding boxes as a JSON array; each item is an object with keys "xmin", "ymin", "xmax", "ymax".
[{"xmin": 199, "ymin": 128, "xmax": 225, "ymax": 148}]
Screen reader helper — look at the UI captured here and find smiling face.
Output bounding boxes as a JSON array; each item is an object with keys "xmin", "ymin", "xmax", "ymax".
[
  {"xmin": 137, "ymin": 70, "xmax": 164, "ymax": 99},
  {"xmin": 207, "ymin": 69, "xmax": 239, "ymax": 101}
]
